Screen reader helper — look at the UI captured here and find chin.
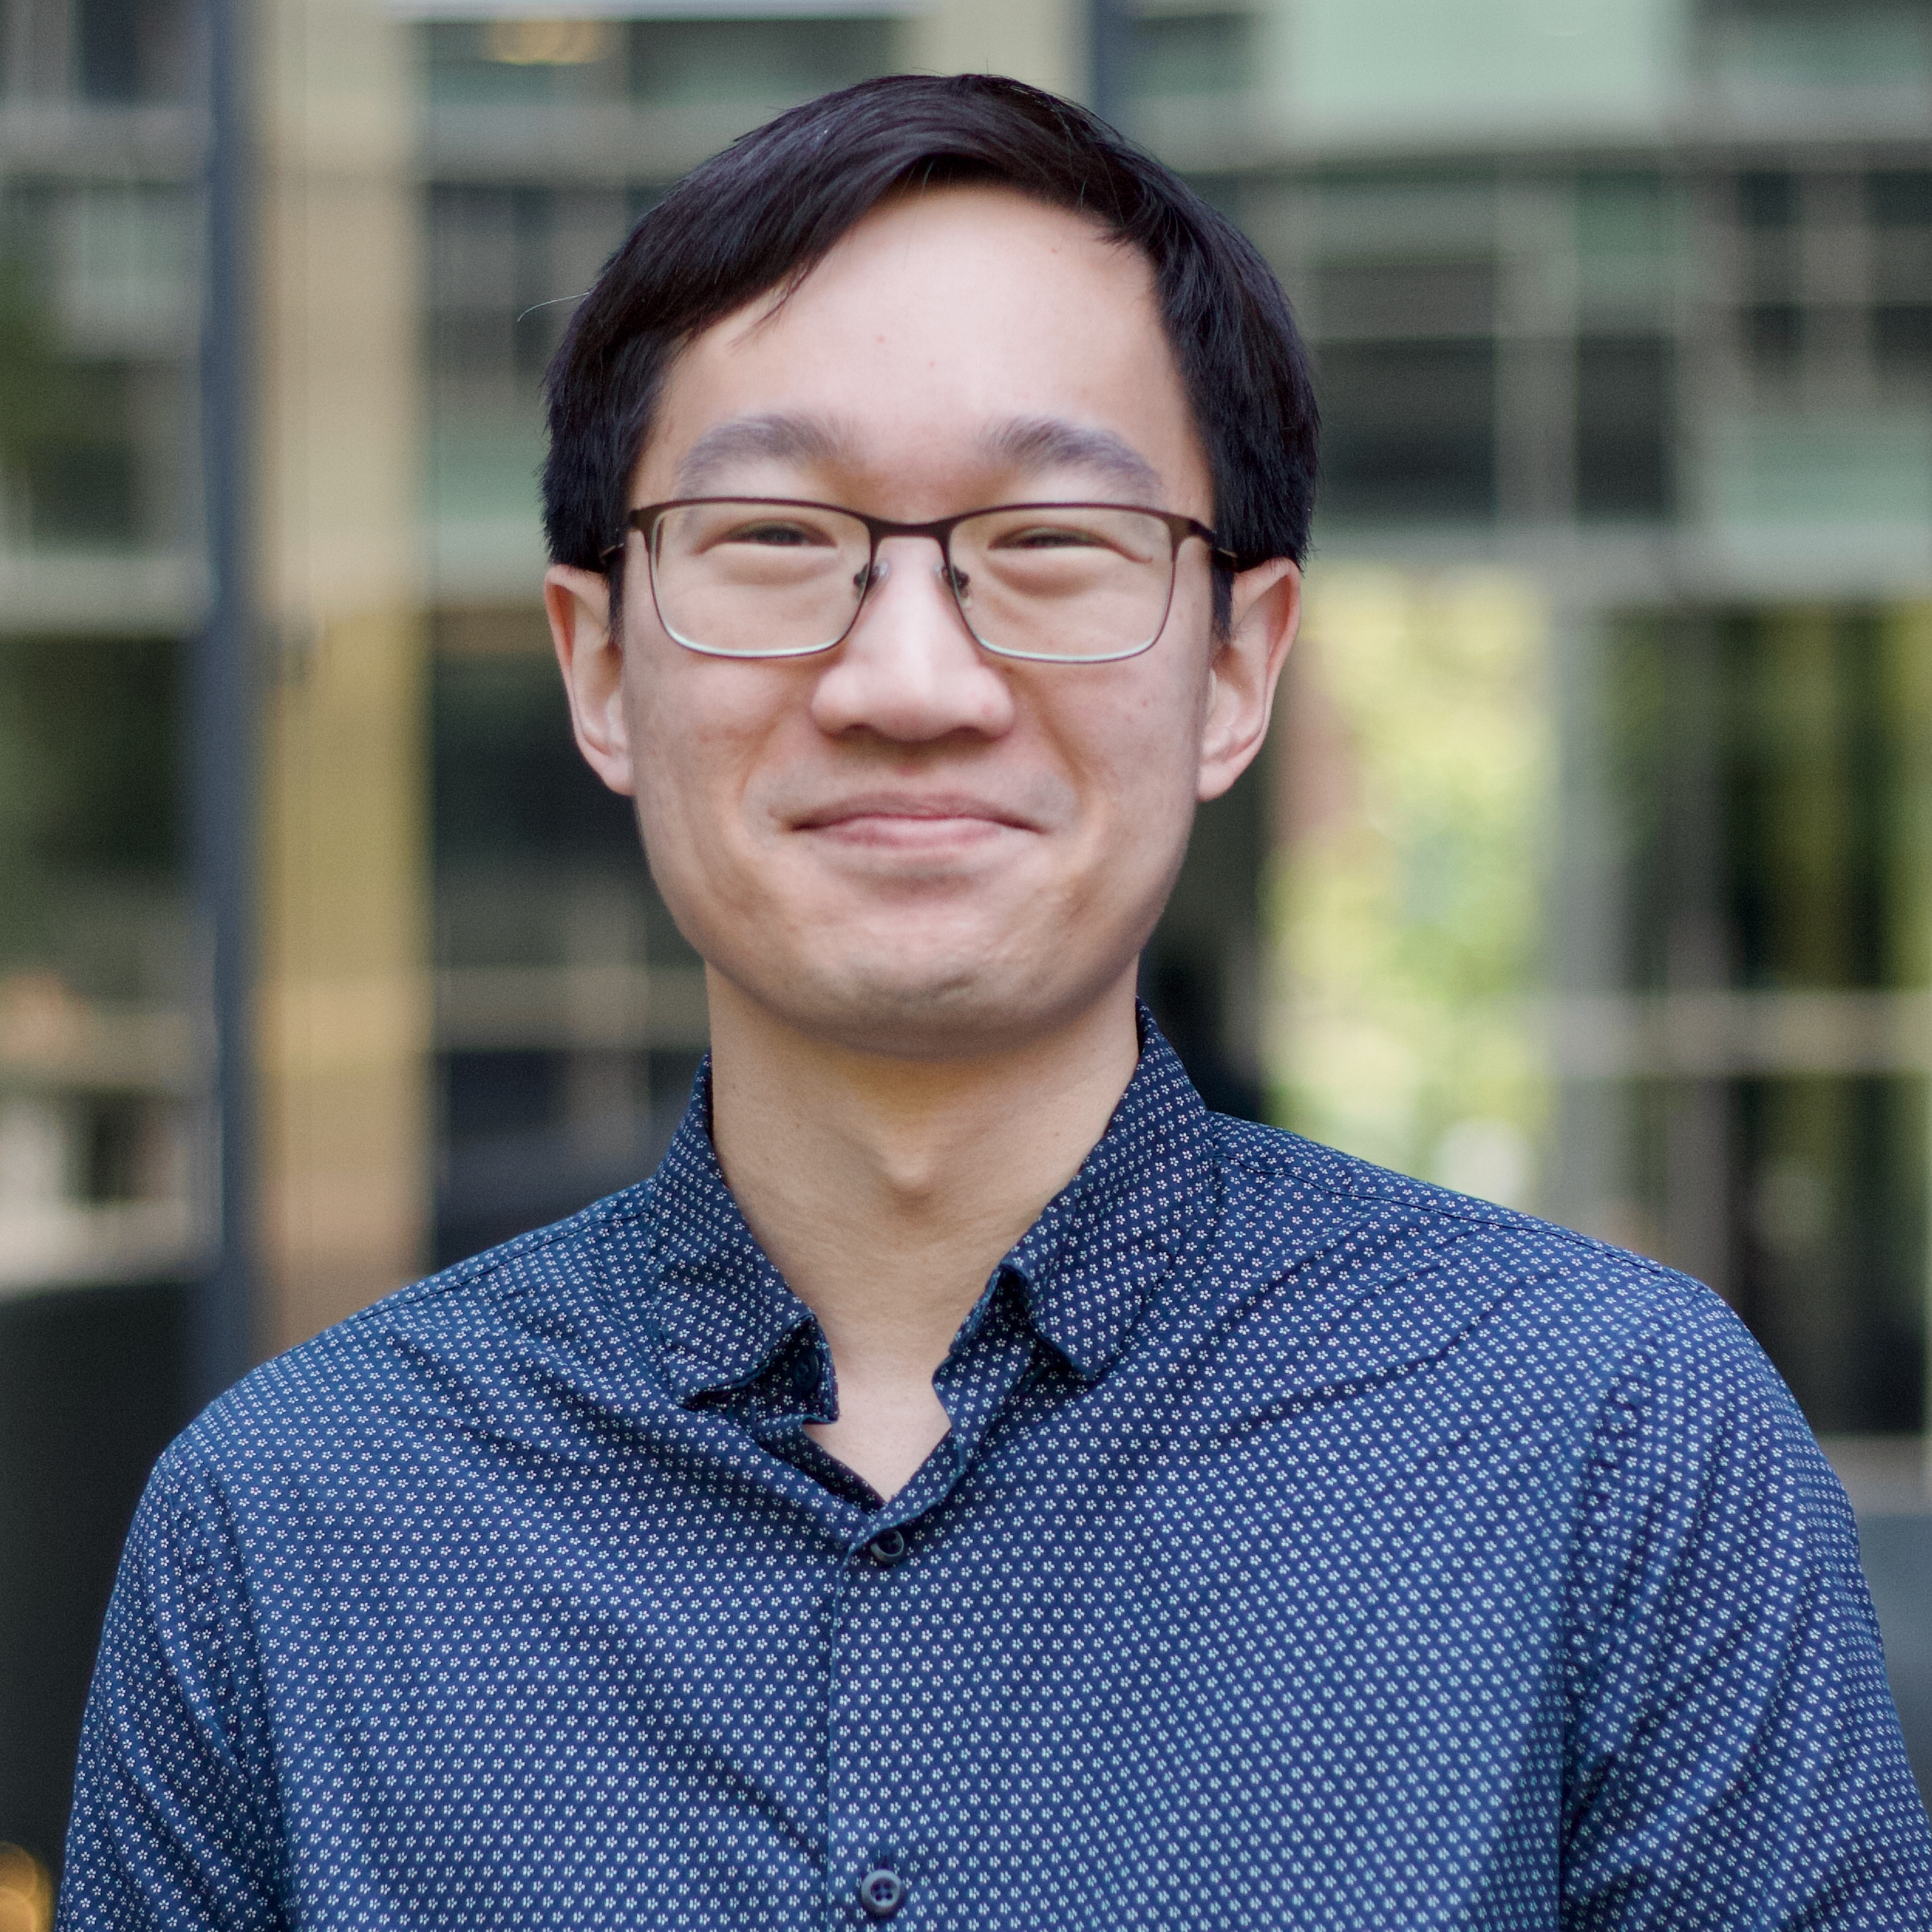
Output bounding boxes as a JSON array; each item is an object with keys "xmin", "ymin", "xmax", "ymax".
[{"xmin": 755, "ymin": 945, "xmax": 1104, "ymax": 1062}]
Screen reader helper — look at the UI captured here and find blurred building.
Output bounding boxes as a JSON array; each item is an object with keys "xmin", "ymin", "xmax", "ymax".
[
  {"xmin": 0, "ymin": 0, "xmax": 210, "ymax": 1883},
  {"xmin": 1247, "ymin": 0, "xmax": 1932, "ymax": 1463},
  {"xmin": 2, "ymin": 0, "xmax": 1930, "ymax": 1890}
]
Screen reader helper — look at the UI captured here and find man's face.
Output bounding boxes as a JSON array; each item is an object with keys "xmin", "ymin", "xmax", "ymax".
[{"xmin": 549, "ymin": 185, "xmax": 1297, "ymax": 1061}]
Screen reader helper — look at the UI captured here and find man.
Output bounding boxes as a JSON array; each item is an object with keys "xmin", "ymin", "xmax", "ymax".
[{"xmin": 61, "ymin": 74, "xmax": 1932, "ymax": 1930}]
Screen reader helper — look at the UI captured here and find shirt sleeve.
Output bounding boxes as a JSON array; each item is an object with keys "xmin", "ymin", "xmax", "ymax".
[
  {"xmin": 56, "ymin": 1454, "xmax": 284, "ymax": 1932},
  {"xmin": 1560, "ymin": 1287, "xmax": 1932, "ymax": 1930}
]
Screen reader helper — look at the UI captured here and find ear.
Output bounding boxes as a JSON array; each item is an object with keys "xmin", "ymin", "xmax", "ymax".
[
  {"xmin": 1197, "ymin": 557, "xmax": 1301, "ymax": 803},
  {"xmin": 546, "ymin": 564, "xmax": 637, "ymax": 798}
]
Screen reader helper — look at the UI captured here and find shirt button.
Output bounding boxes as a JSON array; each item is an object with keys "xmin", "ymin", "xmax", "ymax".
[
  {"xmin": 858, "ymin": 1867, "xmax": 906, "ymax": 1919},
  {"xmin": 864, "ymin": 1527, "xmax": 908, "ymax": 1566}
]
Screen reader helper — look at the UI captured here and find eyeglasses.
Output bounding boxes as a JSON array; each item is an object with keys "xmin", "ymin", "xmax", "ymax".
[{"xmin": 607, "ymin": 498, "xmax": 1236, "ymax": 663}]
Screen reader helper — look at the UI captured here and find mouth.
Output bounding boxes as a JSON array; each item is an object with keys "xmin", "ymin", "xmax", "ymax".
[{"xmin": 790, "ymin": 790, "xmax": 1039, "ymax": 849}]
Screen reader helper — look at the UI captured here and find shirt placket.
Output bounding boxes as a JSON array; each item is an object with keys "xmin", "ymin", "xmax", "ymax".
[{"xmin": 819, "ymin": 1278, "xmax": 1039, "ymax": 1929}]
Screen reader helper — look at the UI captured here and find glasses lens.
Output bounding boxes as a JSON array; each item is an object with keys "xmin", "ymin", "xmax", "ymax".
[
  {"xmin": 648, "ymin": 501, "xmax": 871, "ymax": 658},
  {"xmin": 949, "ymin": 507, "xmax": 1176, "ymax": 660}
]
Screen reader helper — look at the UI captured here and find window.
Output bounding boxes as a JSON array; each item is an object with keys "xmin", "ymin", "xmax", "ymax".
[
  {"xmin": 1740, "ymin": 169, "xmax": 1798, "ymax": 230},
  {"xmin": 1743, "ymin": 300, "xmax": 1803, "ymax": 372},
  {"xmin": 73, "ymin": 0, "xmax": 192, "ymax": 103},
  {"xmin": 1577, "ymin": 335, "xmax": 1674, "ymax": 519},
  {"xmin": 1314, "ymin": 339, "xmax": 1496, "ymax": 522}
]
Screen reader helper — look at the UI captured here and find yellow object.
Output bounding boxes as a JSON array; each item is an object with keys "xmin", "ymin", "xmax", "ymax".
[{"xmin": 0, "ymin": 1845, "xmax": 53, "ymax": 1932}]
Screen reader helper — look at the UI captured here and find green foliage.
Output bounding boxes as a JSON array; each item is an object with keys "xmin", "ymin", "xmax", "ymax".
[{"xmin": 1270, "ymin": 565, "xmax": 1552, "ymax": 1198}]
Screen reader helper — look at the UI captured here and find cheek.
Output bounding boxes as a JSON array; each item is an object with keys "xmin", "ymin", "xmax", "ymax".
[
  {"xmin": 620, "ymin": 654, "xmax": 790, "ymax": 884},
  {"xmin": 622, "ymin": 665, "xmax": 730, "ymax": 876},
  {"xmin": 624, "ymin": 719, "xmax": 763, "ymax": 962},
  {"xmin": 1075, "ymin": 658, "xmax": 1209, "ymax": 819}
]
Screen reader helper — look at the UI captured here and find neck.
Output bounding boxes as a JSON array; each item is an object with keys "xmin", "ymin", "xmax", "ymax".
[{"xmin": 705, "ymin": 971, "xmax": 1141, "ymax": 1497}]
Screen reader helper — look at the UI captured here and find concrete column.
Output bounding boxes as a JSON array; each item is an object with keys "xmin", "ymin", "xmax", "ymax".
[{"xmin": 254, "ymin": 0, "xmax": 429, "ymax": 1350}]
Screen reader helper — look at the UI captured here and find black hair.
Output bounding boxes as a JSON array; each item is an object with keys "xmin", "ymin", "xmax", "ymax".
[{"xmin": 542, "ymin": 73, "xmax": 1317, "ymax": 618}]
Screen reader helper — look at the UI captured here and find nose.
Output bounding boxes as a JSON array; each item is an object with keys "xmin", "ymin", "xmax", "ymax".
[{"xmin": 808, "ymin": 536, "xmax": 1017, "ymax": 743}]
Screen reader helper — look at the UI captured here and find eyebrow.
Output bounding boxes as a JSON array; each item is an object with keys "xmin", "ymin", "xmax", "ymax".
[
  {"xmin": 671, "ymin": 413, "xmax": 855, "ymax": 495},
  {"xmin": 667, "ymin": 410, "xmax": 1165, "ymax": 502},
  {"xmin": 977, "ymin": 417, "xmax": 1163, "ymax": 501}
]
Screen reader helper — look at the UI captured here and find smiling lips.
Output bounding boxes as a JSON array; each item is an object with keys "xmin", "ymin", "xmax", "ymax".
[{"xmin": 791, "ymin": 790, "xmax": 1038, "ymax": 849}]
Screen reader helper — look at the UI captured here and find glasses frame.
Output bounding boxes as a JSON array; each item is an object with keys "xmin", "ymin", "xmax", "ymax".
[{"xmin": 605, "ymin": 497, "xmax": 1240, "ymax": 664}]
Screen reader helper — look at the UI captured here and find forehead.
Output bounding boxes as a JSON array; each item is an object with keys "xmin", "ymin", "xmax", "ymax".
[{"xmin": 637, "ymin": 185, "xmax": 1209, "ymax": 510}]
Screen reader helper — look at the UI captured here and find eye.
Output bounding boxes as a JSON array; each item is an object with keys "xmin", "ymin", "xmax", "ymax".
[
  {"xmin": 721, "ymin": 519, "xmax": 828, "ymax": 547},
  {"xmin": 997, "ymin": 522, "xmax": 1108, "ymax": 550}
]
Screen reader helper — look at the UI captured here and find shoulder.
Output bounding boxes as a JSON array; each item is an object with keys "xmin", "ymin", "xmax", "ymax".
[
  {"xmin": 156, "ymin": 1180, "xmax": 662, "ymax": 1505},
  {"xmin": 1209, "ymin": 1107, "xmax": 1644, "ymax": 1260},
  {"xmin": 1198, "ymin": 1117, "xmax": 1856, "ymax": 1617},
  {"xmin": 1199, "ymin": 1110, "xmax": 1729, "ymax": 1390}
]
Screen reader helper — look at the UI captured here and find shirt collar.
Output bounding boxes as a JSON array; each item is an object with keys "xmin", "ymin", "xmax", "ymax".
[
  {"xmin": 637, "ymin": 1089, "xmax": 811, "ymax": 1407},
  {"xmin": 1001, "ymin": 1008, "xmax": 1218, "ymax": 1379},
  {"xmin": 635, "ymin": 1005, "xmax": 1219, "ymax": 1403}
]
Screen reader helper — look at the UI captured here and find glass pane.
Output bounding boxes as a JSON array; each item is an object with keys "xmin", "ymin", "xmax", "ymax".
[
  {"xmin": 651, "ymin": 502, "xmax": 870, "ymax": 656},
  {"xmin": 954, "ymin": 507, "xmax": 1175, "ymax": 658}
]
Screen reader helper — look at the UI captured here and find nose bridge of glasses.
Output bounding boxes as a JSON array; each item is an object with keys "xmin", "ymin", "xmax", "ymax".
[
  {"xmin": 849, "ymin": 529, "xmax": 978, "ymax": 655},
  {"xmin": 861, "ymin": 529, "xmax": 965, "ymax": 598}
]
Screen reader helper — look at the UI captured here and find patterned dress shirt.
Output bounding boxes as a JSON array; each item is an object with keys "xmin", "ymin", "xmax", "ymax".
[{"xmin": 60, "ymin": 1020, "xmax": 1932, "ymax": 1929}]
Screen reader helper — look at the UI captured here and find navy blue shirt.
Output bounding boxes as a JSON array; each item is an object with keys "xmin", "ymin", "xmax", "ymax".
[{"xmin": 61, "ymin": 1025, "xmax": 1932, "ymax": 1928}]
